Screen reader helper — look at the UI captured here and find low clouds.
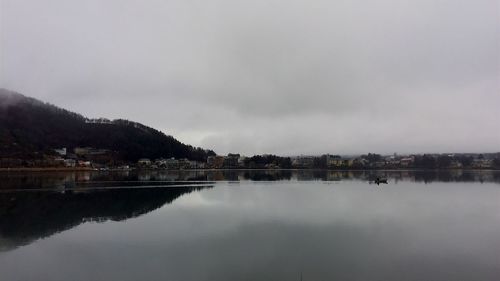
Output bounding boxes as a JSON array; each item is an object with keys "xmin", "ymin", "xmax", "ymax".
[{"xmin": 1, "ymin": 0, "xmax": 499, "ymax": 155}]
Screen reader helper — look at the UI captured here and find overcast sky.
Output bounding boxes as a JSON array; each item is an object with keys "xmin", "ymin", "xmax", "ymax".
[{"xmin": 1, "ymin": 0, "xmax": 499, "ymax": 155}]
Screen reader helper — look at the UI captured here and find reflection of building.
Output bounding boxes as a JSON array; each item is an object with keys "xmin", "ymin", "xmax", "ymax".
[
  {"xmin": 138, "ymin": 173, "xmax": 151, "ymax": 181},
  {"xmin": 207, "ymin": 171, "xmax": 225, "ymax": 181},
  {"xmin": 75, "ymin": 172, "xmax": 91, "ymax": 181}
]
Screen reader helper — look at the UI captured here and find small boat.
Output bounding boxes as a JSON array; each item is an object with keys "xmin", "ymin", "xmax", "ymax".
[{"xmin": 374, "ymin": 177, "xmax": 388, "ymax": 185}]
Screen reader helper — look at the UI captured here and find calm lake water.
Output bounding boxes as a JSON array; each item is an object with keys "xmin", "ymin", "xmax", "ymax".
[{"xmin": 1, "ymin": 170, "xmax": 499, "ymax": 281}]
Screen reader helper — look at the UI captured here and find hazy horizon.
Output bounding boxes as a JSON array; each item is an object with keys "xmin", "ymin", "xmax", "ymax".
[{"xmin": 1, "ymin": 0, "xmax": 499, "ymax": 155}]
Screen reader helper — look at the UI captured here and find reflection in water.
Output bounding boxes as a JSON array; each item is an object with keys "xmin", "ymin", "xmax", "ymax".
[
  {"xmin": 0, "ymin": 169, "xmax": 499, "ymax": 191},
  {"xmin": 0, "ymin": 185, "xmax": 211, "ymax": 251},
  {"xmin": 0, "ymin": 170, "xmax": 499, "ymax": 281}
]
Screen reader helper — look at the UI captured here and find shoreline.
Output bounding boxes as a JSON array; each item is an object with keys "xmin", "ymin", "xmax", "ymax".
[
  {"xmin": 0, "ymin": 167, "xmax": 96, "ymax": 172},
  {"xmin": 0, "ymin": 167, "xmax": 498, "ymax": 173}
]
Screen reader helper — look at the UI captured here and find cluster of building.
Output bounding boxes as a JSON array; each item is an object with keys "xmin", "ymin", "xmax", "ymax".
[
  {"xmin": 51, "ymin": 147, "xmax": 116, "ymax": 168},
  {"xmin": 134, "ymin": 153, "xmax": 500, "ymax": 170},
  {"xmin": 207, "ymin": 154, "xmax": 243, "ymax": 168},
  {"xmin": 330, "ymin": 155, "xmax": 415, "ymax": 168},
  {"xmin": 137, "ymin": 158, "xmax": 206, "ymax": 169},
  {"xmin": 34, "ymin": 149, "xmax": 499, "ymax": 171},
  {"xmin": 319, "ymin": 154, "xmax": 416, "ymax": 169},
  {"xmin": 292, "ymin": 153, "xmax": 499, "ymax": 169},
  {"xmin": 382, "ymin": 153, "xmax": 498, "ymax": 169},
  {"xmin": 137, "ymin": 154, "xmax": 247, "ymax": 170}
]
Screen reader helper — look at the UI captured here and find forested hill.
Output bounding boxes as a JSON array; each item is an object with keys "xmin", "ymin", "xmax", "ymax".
[{"xmin": 0, "ymin": 89, "xmax": 215, "ymax": 161}]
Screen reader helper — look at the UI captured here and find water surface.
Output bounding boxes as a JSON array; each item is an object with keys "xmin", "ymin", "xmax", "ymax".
[{"xmin": 1, "ymin": 170, "xmax": 499, "ymax": 281}]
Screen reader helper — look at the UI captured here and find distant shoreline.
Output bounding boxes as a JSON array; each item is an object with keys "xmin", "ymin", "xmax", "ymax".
[
  {"xmin": 0, "ymin": 167, "xmax": 499, "ymax": 173},
  {"xmin": 0, "ymin": 167, "xmax": 96, "ymax": 172}
]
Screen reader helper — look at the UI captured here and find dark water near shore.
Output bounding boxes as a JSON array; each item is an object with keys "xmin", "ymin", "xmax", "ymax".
[{"xmin": 1, "ymin": 170, "xmax": 499, "ymax": 281}]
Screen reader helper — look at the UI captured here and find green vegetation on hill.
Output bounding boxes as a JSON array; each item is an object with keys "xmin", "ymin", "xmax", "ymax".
[{"xmin": 0, "ymin": 89, "xmax": 215, "ymax": 162}]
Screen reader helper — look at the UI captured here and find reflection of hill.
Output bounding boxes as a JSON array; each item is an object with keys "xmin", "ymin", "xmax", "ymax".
[{"xmin": 0, "ymin": 186, "xmax": 210, "ymax": 251}]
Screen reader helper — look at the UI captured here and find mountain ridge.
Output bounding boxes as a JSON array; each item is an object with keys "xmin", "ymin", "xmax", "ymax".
[{"xmin": 0, "ymin": 88, "xmax": 215, "ymax": 162}]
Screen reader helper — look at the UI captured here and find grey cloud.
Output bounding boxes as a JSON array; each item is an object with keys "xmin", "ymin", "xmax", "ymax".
[{"xmin": 1, "ymin": 0, "xmax": 499, "ymax": 155}]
